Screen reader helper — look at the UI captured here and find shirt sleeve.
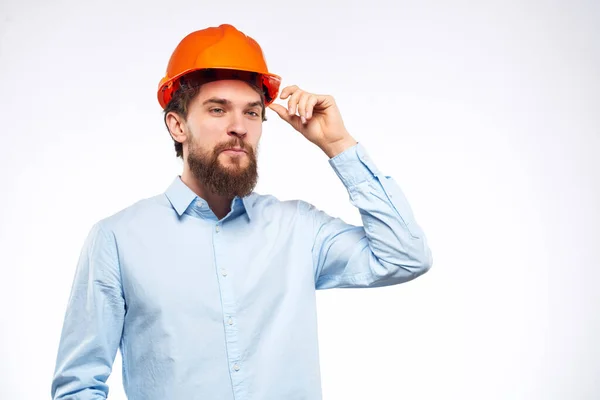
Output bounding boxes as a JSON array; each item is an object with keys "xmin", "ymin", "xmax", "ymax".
[
  {"xmin": 51, "ymin": 222, "xmax": 125, "ymax": 399},
  {"xmin": 301, "ymin": 142, "xmax": 433, "ymax": 290}
]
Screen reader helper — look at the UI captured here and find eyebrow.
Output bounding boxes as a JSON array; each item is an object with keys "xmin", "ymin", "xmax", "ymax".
[{"xmin": 202, "ymin": 97, "xmax": 263, "ymax": 109}]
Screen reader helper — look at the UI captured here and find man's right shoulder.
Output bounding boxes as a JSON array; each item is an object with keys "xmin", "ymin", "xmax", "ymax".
[{"xmin": 92, "ymin": 193, "xmax": 171, "ymax": 233}]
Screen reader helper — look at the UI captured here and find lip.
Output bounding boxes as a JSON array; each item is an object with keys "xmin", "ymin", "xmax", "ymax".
[{"xmin": 222, "ymin": 148, "xmax": 247, "ymax": 153}]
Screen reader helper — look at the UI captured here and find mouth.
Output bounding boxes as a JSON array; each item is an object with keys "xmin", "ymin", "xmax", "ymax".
[{"xmin": 221, "ymin": 148, "xmax": 247, "ymax": 155}]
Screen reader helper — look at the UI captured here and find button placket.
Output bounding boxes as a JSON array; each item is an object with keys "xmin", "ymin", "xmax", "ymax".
[{"xmin": 212, "ymin": 220, "xmax": 244, "ymax": 394}]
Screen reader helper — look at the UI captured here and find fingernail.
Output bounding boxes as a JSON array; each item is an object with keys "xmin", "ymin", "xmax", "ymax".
[{"xmin": 301, "ymin": 116, "xmax": 307, "ymax": 124}]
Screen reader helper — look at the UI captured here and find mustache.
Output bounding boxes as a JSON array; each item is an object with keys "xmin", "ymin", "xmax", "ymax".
[{"xmin": 214, "ymin": 139, "xmax": 252, "ymax": 154}]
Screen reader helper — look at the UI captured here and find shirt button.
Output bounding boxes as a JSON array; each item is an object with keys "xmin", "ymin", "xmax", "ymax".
[
  {"xmin": 220, "ymin": 268, "xmax": 228, "ymax": 277},
  {"xmin": 215, "ymin": 225, "xmax": 220, "ymax": 233},
  {"xmin": 227, "ymin": 317, "xmax": 233, "ymax": 325},
  {"xmin": 233, "ymin": 363, "xmax": 240, "ymax": 371}
]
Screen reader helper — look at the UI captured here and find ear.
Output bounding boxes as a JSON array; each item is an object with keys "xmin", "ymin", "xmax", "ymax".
[{"xmin": 165, "ymin": 111, "xmax": 188, "ymax": 145}]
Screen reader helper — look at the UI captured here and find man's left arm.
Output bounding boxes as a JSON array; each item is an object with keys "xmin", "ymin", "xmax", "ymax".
[
  {"xmin": 300, "ymin": 141, "xmax": 432, "ymax": 289},
  {"xmin": 269, "ymin": 85, "xmax": 433, "ymax": 289}
]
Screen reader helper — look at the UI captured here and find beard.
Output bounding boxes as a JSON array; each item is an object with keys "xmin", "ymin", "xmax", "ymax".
[{"xmin": 187, "ymin": 135, "xmax": 258, "ymax": 198}]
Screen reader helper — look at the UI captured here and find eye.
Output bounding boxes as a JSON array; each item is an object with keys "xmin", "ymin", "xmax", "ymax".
[
  {"xmin": 246, "ymin": 111, "xmax": 260, "ymax": 117},
  {"xmin": 210, "ymin": 108, "xmax": 224, "ymax": 114}
]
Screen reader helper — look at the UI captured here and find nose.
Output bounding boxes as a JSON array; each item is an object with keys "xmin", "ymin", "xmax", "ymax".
[{"xmin": 227, "ymin": 112, "xmax": 248, "ymax": 138}]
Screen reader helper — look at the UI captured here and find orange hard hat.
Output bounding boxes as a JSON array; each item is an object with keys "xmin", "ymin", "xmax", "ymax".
[{"xmin": 157, "ymin": 24, "xmax": 281, "ymax": 109}]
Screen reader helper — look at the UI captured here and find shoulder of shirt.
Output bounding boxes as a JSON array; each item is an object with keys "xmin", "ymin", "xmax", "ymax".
[
  {"xmin": 241, "ymin": 192, "xmax": 318, "ymax": 219},
  {"xmin": 244, "ymin": 191, "xmax": 294, "ymax": 210},
  {"xmin": 91, "ymin": 193, "xmax": 170, "ymax": 233}
]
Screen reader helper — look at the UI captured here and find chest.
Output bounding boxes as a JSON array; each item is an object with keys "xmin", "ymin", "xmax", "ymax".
[{"xmin": 116, "ymin": 216, "xmax": 315, "ymax": 320}]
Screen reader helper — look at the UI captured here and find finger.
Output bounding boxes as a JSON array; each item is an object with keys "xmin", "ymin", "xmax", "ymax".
[
  {"xmin": 297, "ymin": 92, "xmax": 312, "ymax": 124},
  {"xmin": 287, "ymin": 88, "xmax": 304, "ymax": 116},
  {"xmin": 279, "ymin": 85, "xmax": 299, "ymax": 100},
  {"xmin": 268, "ymin": 103, "xmax": 303, "ymax": 130},
  {"xmin": 305, "ymin": 95, "xmax": 318, "ymax": 120},
  {"xmin": 268, "ymin": 103, "xmax": 289, "ymax": 120}
]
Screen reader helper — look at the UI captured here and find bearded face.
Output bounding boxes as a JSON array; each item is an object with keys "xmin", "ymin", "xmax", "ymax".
[{"xmin": 187, "ymin": 133, "xmax": 259, "ymax": 198}]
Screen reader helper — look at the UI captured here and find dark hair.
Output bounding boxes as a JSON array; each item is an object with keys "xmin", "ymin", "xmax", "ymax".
[{"xmin": 163, "ymin": 69, "xmax": 267, "ymax": 159}]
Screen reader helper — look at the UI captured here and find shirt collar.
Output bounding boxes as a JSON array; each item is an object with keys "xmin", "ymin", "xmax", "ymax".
[{"xmin": 164, "ymin": 176, "xmax": 255, "ymax": 221}]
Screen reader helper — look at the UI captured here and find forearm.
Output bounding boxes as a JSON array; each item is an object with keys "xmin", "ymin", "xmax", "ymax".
[
  {"xmin": 313, "ymin": 142, "xmax": 432, "ymax": 288},
  {"xmin": 335, "ymin": 143, "xmax": 430, "ymax": 263}
]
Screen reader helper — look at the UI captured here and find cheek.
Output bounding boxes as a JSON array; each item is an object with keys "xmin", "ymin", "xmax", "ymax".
[
  {"xmin": 249, "ymin": 121, "xmax": 263, "ymax": 140},
  {"xmin": 195, "ymin": 117, "xmax": 226, "ymax": 135},
  {"xmin": 189, "ymin": 118, "xmax": 226, "ymax": 144}
]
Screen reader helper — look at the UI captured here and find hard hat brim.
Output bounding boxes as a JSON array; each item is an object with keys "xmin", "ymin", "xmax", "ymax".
[{"xmin": 158, "ymin": 67, "xmax": 281, "ymax": 109}]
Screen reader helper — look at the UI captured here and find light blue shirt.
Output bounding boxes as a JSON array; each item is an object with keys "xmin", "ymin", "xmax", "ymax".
[{"xmin": 51, "ymin": 143, "xmax": 432, "ymax": 400}]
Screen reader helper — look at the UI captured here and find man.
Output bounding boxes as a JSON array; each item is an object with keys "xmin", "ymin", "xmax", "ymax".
[{"xmin": 51, "ymin": 24, "xmax": 432, "ymax": 400}]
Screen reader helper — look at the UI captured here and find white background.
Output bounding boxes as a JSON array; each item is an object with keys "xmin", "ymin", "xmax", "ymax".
[{"xmin": 1, "ymin": 0, "xmax": 599, "ymax": 399}]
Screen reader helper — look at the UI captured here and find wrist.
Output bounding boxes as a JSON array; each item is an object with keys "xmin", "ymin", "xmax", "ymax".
[{"xmin": 321, "ymin": 136, "xmax": 357, "ymax": 158}]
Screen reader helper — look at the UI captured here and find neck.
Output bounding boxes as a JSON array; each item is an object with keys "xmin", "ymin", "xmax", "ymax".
[{"xmin": 180, "ymin": 169, "xmax": 233, "ymax": 220}]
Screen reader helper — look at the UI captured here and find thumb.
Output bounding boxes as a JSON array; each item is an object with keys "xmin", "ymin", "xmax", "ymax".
[{"xmin": 268, "ymin": 103, "xmax": 302, "ymax": 130}]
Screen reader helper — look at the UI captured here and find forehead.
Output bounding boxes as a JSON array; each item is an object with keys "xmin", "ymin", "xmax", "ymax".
[{"xmin": 197, "ymin": 79, "xmax": 262, "ymax": 103}]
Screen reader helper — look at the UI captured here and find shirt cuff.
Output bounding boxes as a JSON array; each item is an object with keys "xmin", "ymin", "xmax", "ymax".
[{"xmin": 328, "ymin": 142, "xmax": 381, "ymax": 188}]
